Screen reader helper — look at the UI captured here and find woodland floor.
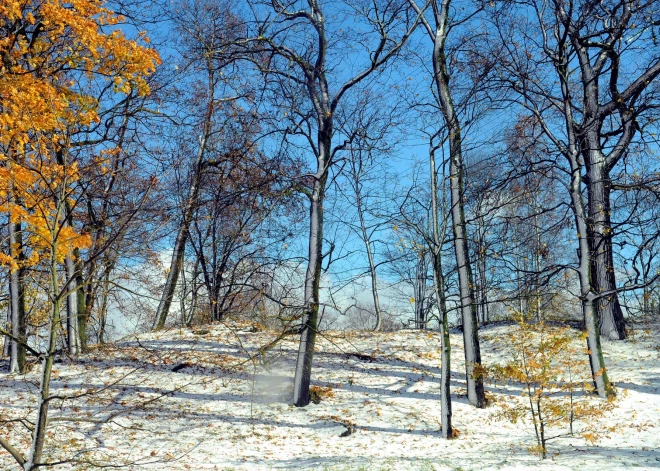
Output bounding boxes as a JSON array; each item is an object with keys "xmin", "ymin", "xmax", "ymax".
[{"xmin": 0, "ymin": 318, "xmax": 659, "ymax": 470}]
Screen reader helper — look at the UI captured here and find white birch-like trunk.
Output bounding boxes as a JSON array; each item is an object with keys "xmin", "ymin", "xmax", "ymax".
[{"xmin": 65, "ymin": 254, "xmax": 80, "ymax": 355}]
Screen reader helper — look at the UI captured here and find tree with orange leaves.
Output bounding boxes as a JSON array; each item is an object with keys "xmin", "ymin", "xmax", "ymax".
[{"xmin": 0, "ymin": 1, "xmax": 158, "ymax": 468}]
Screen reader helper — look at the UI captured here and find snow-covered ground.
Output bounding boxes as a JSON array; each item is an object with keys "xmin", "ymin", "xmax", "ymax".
[{"xmin": 1, "ymin": 320, "xmax": 658, "ymax": 470}]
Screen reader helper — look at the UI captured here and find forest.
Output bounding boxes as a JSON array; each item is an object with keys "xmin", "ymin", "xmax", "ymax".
[{"xmin": 1, "ymin": 0, "xmax": 659, "ymax": 469}]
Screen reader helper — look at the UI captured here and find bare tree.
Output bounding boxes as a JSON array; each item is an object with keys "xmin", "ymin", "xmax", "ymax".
[
  {"xmin": 496, "ymin": 0, "xmax": 660, "ymax": 340},
  {"xmin": 246, "ymin": 0, "xmax": 421, "ymax": 407},
  {"xmin": 153, "ymin": 0, "xmax": 248, "ymax": 329},
  {"xmin": 428, "ymin": 134, "xmax": 453, "ymax": 438},
  {"xmin": 408, "ymin": 0, "xmax": 487, "ymax": 408}
]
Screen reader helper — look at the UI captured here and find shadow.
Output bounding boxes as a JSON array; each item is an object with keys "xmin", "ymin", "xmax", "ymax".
[{"xmin": 614, "ymin": 379, "xmax": 660, "ymax": 396}]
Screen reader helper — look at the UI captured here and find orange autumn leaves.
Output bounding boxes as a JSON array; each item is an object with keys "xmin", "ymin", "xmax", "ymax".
[
  {"xmin": 0, "ymin": 0, "xmax": 160, "ymax": 270},
  {"xmin": 0, "ymin": 159, "xmax": 91, "ymax": 270}
]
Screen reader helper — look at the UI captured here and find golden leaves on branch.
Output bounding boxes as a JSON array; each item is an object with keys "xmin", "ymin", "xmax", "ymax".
[
  {"xmin": 1, "ymin": 0, "xmax": 160, "ymax": 150},
  {"xmin": 0, "ymin": 159, "xmax": 91, "ymax": 269},
  {"xmin": 486, "ymin": 312, "xmax": 615, "ymax": 458},
  {"xmin": 0, "ymin": 0, "xmax": 159, "ymax": 269}
]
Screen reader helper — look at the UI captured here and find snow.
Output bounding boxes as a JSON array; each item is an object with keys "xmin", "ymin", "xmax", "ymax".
[{"xmin": 1, "ymin": 320, "xmax": 659, "ymax": 470}]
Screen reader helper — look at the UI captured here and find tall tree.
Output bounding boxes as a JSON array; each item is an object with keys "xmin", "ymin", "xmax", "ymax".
[
  {"xmin": 247, "ymin": 0, "xmax": 420, "ymax": 407},
  {"xmin": 0, "ymin": 0, "xmax": 158, "ymax": 467},
  {"xmin": 408, "ymin": 0, "xmax": 487, "ymax": 408},
  {"xmin": 495, "ymin": 0, "xmax": 660, "ymax": 340},
  {"xmin": 152, "ymin": 0, "xmax": 247, "ymax": 329},
  {"xmin": 490, "ymin": 0, "xmax": 618, "ymax": 396}
]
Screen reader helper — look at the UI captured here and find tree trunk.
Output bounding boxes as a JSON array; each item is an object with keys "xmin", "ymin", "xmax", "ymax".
[
  {"xmin": 567, "ymin": 152, "xmax": 614, "ymax": 399},
  {"xmin": 572, "ymin": 27, "xmax": 628, "ymax": 340},
  {"xmin": 2, "ymin": 303, "xmax": 9, "ymax": 357},
  {"xmin": 356, "ymin": 186, "xmax": 383, "ymax": 331},
  {"xmin": 186, "ymin": 259, "xmax": 200, "ymax": 326},
  {"xmin": 433, "ymin": 18, "xmax": 485, "ymax": 407},
  {"xmin": 65, "ymin": 254, "xmax": 80, "ymax": 355},
  {"xmin": 554, "ymin": 45, "xmax": 614, "ymax": 398},
  {"xmin": 415, "ymin": 251, "xmax": 428, "ymax": 330},
  {"xmin": 585, "ymin": 164, "xmax": 626, "ymax": 339},
  {"xmin": 75, "ymin": 252, "xmax": 87, "ymax": 351},
  {"xmin": 8, "ymin": 218, "xmax": 26, "ymax": 374},
  {"xmin": 154, "ymin": 66, "xmax": 214, "ymax": 330},
  {"xmin": 98, "ymin": 271, "xmax": 111, "ymax": 345},
  {"xmin": 25, "ymin": 243, "xmax": 62, "ymax": 470},
  {"xmin": 429, "ymin": 145, "xmax": 452, "ymax": 438},
  {"xmin": 153, "ymin": 138, "xmax": 208, "ymax": 330},
  {"xmin": 475, "ymin": 222, "xmax": 488, "ymax": 325},
  {"xmin": 153, "ymin": 214, "xmax": 193, "ymax": 329},
  {"xmin": 292, "ymin": 130, "xmax": 329, "ymax": 407}
]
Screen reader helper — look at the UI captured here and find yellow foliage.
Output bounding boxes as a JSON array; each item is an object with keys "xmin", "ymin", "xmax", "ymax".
[
  {"xmin": 0, "ymin": 0, "xmax": 159, "ymax": 269},
  {"xmin": 488, "ymin": 312, "xmax": 615, "ymax": 459}
]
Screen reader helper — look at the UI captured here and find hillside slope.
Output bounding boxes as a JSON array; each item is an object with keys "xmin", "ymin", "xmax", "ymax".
[{"xmin": 1, "ymin": 321, "xmax": 658, "ymax": 470}]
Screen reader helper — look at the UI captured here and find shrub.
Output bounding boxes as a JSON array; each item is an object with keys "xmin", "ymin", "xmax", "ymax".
[{"xmin": 488, "ymin": 313, "xmax": 615, "ymax": 458}]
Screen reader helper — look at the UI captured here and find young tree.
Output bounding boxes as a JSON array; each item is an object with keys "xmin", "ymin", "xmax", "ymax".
[
  {"xmin": 490, "ymin": 312, "xmax": 613, "ymax": 459},
  {"xmin": 0, "ymin": 0, "xmax": 158, "ymax": 467},
  {"xmin": 428, "ymin": 134, "xmax": 453, "ymax": 438}
]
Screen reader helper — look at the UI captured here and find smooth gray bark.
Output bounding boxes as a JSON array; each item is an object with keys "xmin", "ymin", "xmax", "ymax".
[
  {"xmin": 429, "ymin": 144, "xmax": 453, "ymax": 438},
  {"xmin": 2, "ymin": 304, "xmax": 9, "ymax": 357},
  {"xmin": 65, "ymin": 254, "xmax": 80, "ymax": 355},
  {"xmin": 55, "ymin": 150, "xmax": 81, "ymax": 354},
  {"xmin": 412, "ymin": 0, "xmax": 486, "ymax": 408},
  {"xmin": 293, "ymin": 166, "xmax": 327, "ymax": 407}
]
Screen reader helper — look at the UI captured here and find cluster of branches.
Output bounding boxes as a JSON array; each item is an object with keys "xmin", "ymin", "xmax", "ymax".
[{"xmin": 2, "ymin": 0, "xmax": 660, "ymax": 467}]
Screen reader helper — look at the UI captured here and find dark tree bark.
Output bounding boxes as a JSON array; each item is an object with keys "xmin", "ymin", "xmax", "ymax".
[
  {"xmin": 550, "ymin": 31, "xmax": 614, "ymax": 398},
  {"xmin": 75, "ymin": 252, "xmax": 86, "ymax": 350},
  {"xmin": 8, "ymin": 218, "xmax": 27, "ymax": 374},
  {"xmin": 560, "ymin": 0, "xmax": 660, "ymax": 340},
  {"xmin": 552, "ymin": 21, "xmax": 614, "ymax": 398},
  {"xmin": 585, "ymin": 169, "xmax": 626, "ymax": 339}
]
